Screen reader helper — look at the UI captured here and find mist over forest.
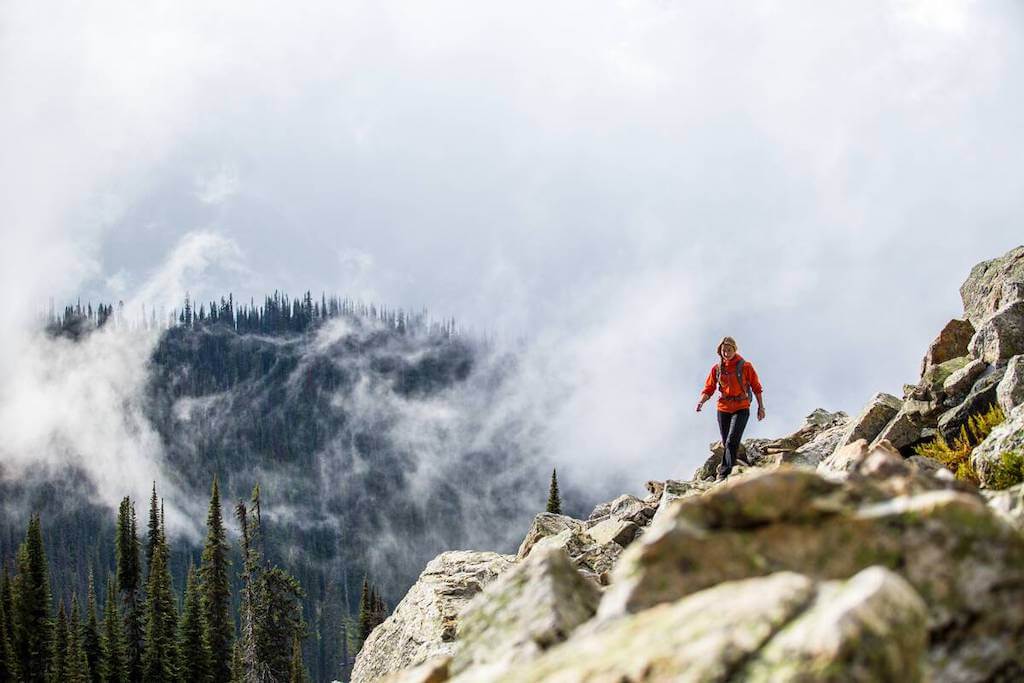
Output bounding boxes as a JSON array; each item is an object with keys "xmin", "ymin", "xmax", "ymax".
[{"xmin": 0, "ymin": 291, "xmax": 610, "ymax": 682}]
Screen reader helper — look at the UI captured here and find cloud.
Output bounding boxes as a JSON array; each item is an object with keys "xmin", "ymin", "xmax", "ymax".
[{"xmin": 195, "ymin": 165, "xmax": 241, "ymax": 206}]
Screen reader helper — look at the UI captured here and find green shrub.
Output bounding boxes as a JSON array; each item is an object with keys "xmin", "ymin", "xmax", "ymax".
[
  {"xmin": 913, "ymin": 403, "xmax": 1006, "ymax": 484},
  {"xmin": 989, "ymin": 451, "xmax": 1024, "ymax": 490}
]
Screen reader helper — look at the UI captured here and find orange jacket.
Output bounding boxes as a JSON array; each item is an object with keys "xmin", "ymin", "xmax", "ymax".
[{"xmin": 702, "ymin": 354, "xmax": 763, "ymax": 413}]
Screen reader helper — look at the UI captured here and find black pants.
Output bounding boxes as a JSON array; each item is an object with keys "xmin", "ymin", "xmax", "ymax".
[{"xmin": 717, "ymin": 408, "xmax": 750, "ymax": 476}]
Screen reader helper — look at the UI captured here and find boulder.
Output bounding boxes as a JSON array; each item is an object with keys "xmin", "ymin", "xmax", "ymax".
[
  {"xmin": 960, "ymin": 244, "xmax": 1024, "ymax": 328},
  {"xmin": 818, "ymin": 439, "xmax": 870, "ymax": 475},
  {"xmin": 833, "ymin": 393, "xmax": 902, "ymax": 453},
  {"xmin": 914, "ymin": 356, "xmax": 971, "ymax": 401},
  {"xmin": 485, "ymin": 568, "xmax": 927, "ymax": 683},
  {"xmin": 489, "ymin": 571, "xmax": 817, "ymax": 683},
  {"xmin": 350, "ymin": 551, "xmax": 515, "ymax": 683},
  {"xmin": 585, "ymin": 518, "xmax": 640, "ymax": 548},
  {"xmin": 936, "ymin": 365, "xmax": 1005, "ymax": 442},
  {"xmin": 983, "ymin": 483, "xmax": 1024, "ymax": 531},
  {"xmin": 920, "ymin": 319, "xmax": 975, "ymax": 377},
  {"xmin": 870, "ymin": 410, "xmax": 923, "ymax": 452},
  {"xmin": 450, "ymin": 546, "xmax": 600, "ymax": 678},
  {"xmin": 516, "ymin": 513, "xmax": 585, "ymax": 560},
  {"xmin": 783, "ymin": 417, "xmax": 850, "ymax": 467},
  {"xmin": 997, "ymin": 355, "xmax": 1024, "ymax": 413},
  {"xmin": 597, "ymin": 468, "xmax": 1024, "ymax": 681},
  {"xmin": 942, "ymin": 358, "xmax": 987, "ymax": 399},
  {"xmin": 741, "ymin": 567, "xmax": 928, "ymax": 683},
  {"xmin": 968, "ymin": 301, "xmax": 1024, "ymax": 363},
  {"xmin": 531, "ymin": 529, "xmax": 623, "ymax": 579},
  {"xmin": 971, "ymin": 403, "xmax": 1024, "ymax": 488},
  {"xmin": 377, "ymin": 657, "xmax": 451, "ymax": 683},
  {"xmin": 586, "ymin": 493, "xmax": 656, "ymax": 527}
]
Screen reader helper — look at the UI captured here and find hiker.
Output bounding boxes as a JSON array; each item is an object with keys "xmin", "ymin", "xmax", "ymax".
[{"xmin": 695, "ymin": 336, "xmax": 765, "ymax": 479}]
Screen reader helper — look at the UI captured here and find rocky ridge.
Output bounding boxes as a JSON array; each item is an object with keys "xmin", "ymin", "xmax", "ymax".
[{"xmin": 352, "ymin": 246, "xmax": 1024, "ymax": 683}]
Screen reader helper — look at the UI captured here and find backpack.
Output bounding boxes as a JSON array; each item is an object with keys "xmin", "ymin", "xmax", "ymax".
[{"xmin": 713, "ymin": 359, "xmax": 752, "ymax": 404}]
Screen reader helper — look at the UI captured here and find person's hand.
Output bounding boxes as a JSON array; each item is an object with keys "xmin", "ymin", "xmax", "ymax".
[
  {"xmin": 696, "ymin": 400, "xmax": 704, "ymax": 412},
  {"xmin": 757, "ymin": 406, "xmax": 766, "ymax": 421}
]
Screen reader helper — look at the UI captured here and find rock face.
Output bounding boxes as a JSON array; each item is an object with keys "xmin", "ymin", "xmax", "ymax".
[
  {"xmin": 516, "ymin": 513, "xmax": 584, "ymax": 560},
  {"xmin": 997, "ymin": 354, "xmax": 1024, "ymax": 414},
  {"xmin": 942, "ymin": 357, "xmax": 987, "ymax": 398},
  {"xmin": 350, "ymin": 551, "xmax": 514, "ymax": 683},
  {"xmin": 960, "ymin": 244, "xmax": 1024, "ymax": 328},
  {"xmin": 449, "ymin": 546, "xmax": 599, "ymax": 678},
  {"xmin": 920, "ymin": 318, "xmax": 975, "ymax": 376},
  {"xmin": 598, "ymin": 467, "xmax": 1024, "ymax": 681},
  {"xmin": 971, "ymin": 403, "xmax": 1024, "ymax": 488},
  {"xmin": 968, "ymin": 301, "xmax": 1024, "ymax": 363},
  {"xmin": 833, "ymin": 393, "xmax": 901, "ymax": 453}
]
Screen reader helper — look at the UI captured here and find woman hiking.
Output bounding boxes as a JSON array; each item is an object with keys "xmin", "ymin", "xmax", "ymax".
[{"xmin": 696, "ymin": 336, "xmax": 765, "ymax": 480}]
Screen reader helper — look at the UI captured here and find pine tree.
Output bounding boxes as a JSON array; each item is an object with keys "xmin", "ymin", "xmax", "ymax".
[
  {"xmin": 67, "ymin": 594, "xmax": 90, "ymax": 683},
  {"xmin": 51, "ymin": 600, "xmax": 69, "ymax": 683},
  {"xmin": 0, "ymin": 569, "xmax": 15, "ymax": 682},
  {"xmin": 287, "ymin": 633, "xmax": 307, "ymax": 683},
  {"xmin": 146, "ymin": 484, "xmax": 160, "ymax": 572},
  {"xmin": 199, "ymin": 477, "xmax": 233, "ymax": 683},
  {"xmin": 546, "ymin": 468, "xmax": 562, "ymax": 514},
  {"xmin": 357, "ymin": 577, "xmax": 371, "ymax": 647},
  {"xmin": 141, "ymin": 538, "xmax": 177, "ymax": 682},
  {"xmin": 229, "ymin": 641, "xmax": 243, "ymax": 683},
  {"xmin": 100, "ymin": 576, "xmax": 127, "ymax": 683},
  {"xmin": 13, "ymin": 514, "xmax": 52, "ymax": 682},
  {"xmin": 83, "ymin": 572, "xmax": 103, "ymax": 683},
  {"xmin": 116, "ymin": 498, "xmax": 143, "ymax": 683},
  {"xmin": 177, "ymin": 565, "xmax": 211, "ymax": 683}
]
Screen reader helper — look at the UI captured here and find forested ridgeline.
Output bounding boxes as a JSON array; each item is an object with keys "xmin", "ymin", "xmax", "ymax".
[{"xmin": 4, "ymin": 292, "xmax": 592, "ymax": 682}]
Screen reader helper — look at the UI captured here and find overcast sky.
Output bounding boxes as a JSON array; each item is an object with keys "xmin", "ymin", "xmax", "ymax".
[{"xmin": 2, "ymin": 0, "xmax": 1024, "ymax": 498}]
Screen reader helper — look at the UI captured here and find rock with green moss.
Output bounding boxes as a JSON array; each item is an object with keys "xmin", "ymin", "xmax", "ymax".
[
  {"xmin": 350, "ymin": 551, "xmax": 515, "ymax": 683},
  {"xmin": 449, "ymin": 546, "xmax": 600, "ymax": 678},
  {"xmin": 596, "ymin": 467, "xmax": 1024, "ymax": 681},
  {"xmin": 983, "ymin": 481, "xmax": 1024, "ymax": 529},
  {"xmin": 971, "ymin": 403, "xmax": 1024, "ymax": 487},
  {"xmin": 937, "ymin": 366, "xmax": 1006, "ymax": 442},
  {"xmin": 943, "ymin": 358, "xmax": 987, "ymax": 399},
  {"xmin": 741, "ymin": 566, "xmax": 928, "ymax": 683},
  {"xmin": 920, "ymin": 320, "xmax": 976, "ymax": 378}
]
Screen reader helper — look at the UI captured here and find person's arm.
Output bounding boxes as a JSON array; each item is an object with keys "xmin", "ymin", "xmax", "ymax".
[
  {"xmin": 747, "ymin": 364, "xmax": 766, "ymax": 420},
  {"xmin": 696, "ymin": 367, "xmax": 716, "ymax": 412}
]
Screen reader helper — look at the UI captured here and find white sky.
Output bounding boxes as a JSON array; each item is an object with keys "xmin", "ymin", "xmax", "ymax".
[{"xmin": 2, "ymin": 0, "xmax": 1023, "ymax": 496}]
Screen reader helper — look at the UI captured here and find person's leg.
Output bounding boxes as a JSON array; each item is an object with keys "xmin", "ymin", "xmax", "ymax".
[
  {"xmin": 725, "ymin": 409, "xmax": 751, "ymax": 470},
  {"xmin": 717, "ymin": 410, "xmax": 732, "ymax": 476}
]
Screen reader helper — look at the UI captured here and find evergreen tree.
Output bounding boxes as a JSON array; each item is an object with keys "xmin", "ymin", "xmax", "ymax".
[
  {"xmin": 146, "ymin": 484, "xmax": 160, "ymax": 571},
  {"xmin": 51, "ymin": 600, "xmax": 68, "ymax": 683},
  {"xmin": 255, "ymin": 569, "xmax": 305, "ymax": 681},
  {"xmin": 100, "ymin": 577, "xmax": 127, "ymax": 683},
  {"xmin": 84, "ymin": 572, "xmax": 103, "ymax": 683},
  {"xmin": 287, "ymin": 633, "xmax": 307, "ymax": 683},
  {"xmin": 199, "ymin": 476, "xmax": 233, "ymax": 683},
  {"xmin": 115, "ymin": 498, "xmax": 143, "ymax": 683},
  {"xmin": 141, "ymin": 540, "xmax": 177, "ymax": 682},
  {"xmin": 0, "ymin": 572, "xmax": 15, "ymax": 682},
  {"xmin": 357, "ymin": 577, "xmax": 371, "ymax": 647},
  {"xmin": 67, "ymin": 594, "xmax": 90, "ymax": 683},
  {"xmin": 546, "ymin": 468, "xmax": 562, "ymax": 514},
  {"xmin": 229, "ymin": 641, "xmax": 243, "ymax": 683},
  {"xmin": 177, "ymin": 565, "xmax": 211, "ymax": 683},
  {"xmin": 13, "ymin": 514, "xmax": 52, "ymax": 682}
]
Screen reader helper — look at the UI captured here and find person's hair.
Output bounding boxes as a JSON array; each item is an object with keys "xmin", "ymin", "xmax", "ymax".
[{"xmin": 716, "ymin": 336, "xmax": 738, "ymax": 358}]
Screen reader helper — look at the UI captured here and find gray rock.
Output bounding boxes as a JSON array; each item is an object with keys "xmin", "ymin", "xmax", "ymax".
[
  {"xmin": 968, "ymin": 301, "xmax": 1024, "ymax": 363},
  {"xmin": 833, "ymin": 393, "xmax": 902, "ymax": 453},
  {"xmin": 870, "ymin": 410, "xmax": 922, "ymax": 452},
  {"xmin": 960, "ymin": 244, "xmax": 1024, "ymax": 328},
  {"xmin": 450, "ymin": 546, "xmax": 600, "ymax": 678},
  {"xmin": 377, "ymin": 657, "xmax": 451, "ymax": 683},
  {"xmin": 585, "ymin": 518, "xmax": 640, "ymax": 548},
  {"xmin": 983, "ymin": 483, "xmax": 1024, "ymax": 530},
  {"xmin": 784, "ymin": 418, "xmax": 850, "ymax": 467},
  {"xmin": 598, "ymin": 468, "xmax": 1024, "ymax": 681},
  {"xmin": 819, "ymin": 439, "xmax": 871, "ymax": 476},
  {"xmin": 942, "ymin": 358, "xmax": 987, "ymax": 398},
  {"xmin": 936, "ymin": 365, "xmax": 1006, "ymax": 442},
  {"xmin": 516, "ymin": 513, "xmax": 584, "ymax": 560},
  {"xmin": 350, "ymin": 551, "xmax": 515, "ymax": 683},
  {"xmin": 920, "ymin": 318, "xmax": 975, "ymax": 377},
  {"xmin": 490, "ymin": 571, "xmax": 818, "ymax": 683},
  {"xmin": 997, "ymin": 355, "xmax": 1024, "ymax": 414},
  {"xmin": 531, "ymin": 529, "xmax": 623, "ymax": 579},
  {"xmin": 971, "ymin": 403, "xmax": 1024, "ymax": 488},
  {"xmin": 742, "ymin": 567, "xmax": 928, "ymax": 683}
]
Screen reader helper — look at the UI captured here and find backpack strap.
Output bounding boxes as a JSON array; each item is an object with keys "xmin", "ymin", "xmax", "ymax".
[{"xmin": 735, "ymin": 359, "xmax": 752, "ymax": 401}]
